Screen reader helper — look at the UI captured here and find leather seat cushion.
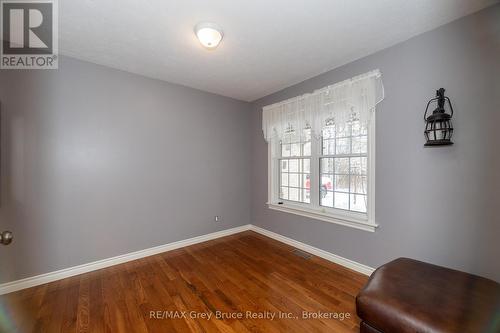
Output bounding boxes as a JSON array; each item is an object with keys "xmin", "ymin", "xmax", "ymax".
[{"xmin": 356, "ymin": 258, "xmax": 500, "ymax": 333}]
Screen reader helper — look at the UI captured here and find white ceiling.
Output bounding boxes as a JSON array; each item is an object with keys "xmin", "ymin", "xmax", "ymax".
[{"xmin": 60, "ymin": 0, "xmax": 497, "ymax": 101}]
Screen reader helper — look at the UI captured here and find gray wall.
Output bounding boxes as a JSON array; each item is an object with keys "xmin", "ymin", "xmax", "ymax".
[
  {"xmin": 250, "ymin": 5, "xmax": 500, "ymax": 281},
  {"xmin": 0, "ymin": 57, "xmax": 252, "ymax": 283}
]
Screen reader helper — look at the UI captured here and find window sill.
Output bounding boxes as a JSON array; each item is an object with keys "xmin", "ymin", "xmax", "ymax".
[{"xmin": 267, "ymin": 202, "xmax": 378, "ymax": 232}]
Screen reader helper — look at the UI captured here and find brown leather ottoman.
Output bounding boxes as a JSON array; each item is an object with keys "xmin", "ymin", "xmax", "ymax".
[{"xmin": 356, "ymin": 258, "xmax": 500, "ymax": 333}]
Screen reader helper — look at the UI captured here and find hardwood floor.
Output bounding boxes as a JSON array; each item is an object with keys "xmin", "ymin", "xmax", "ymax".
[{"xmin": 1, "ymin": 231, "xmax": 368, "ymax": 332}]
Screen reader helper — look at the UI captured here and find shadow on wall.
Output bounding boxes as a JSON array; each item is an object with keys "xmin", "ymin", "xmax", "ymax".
[{"xmin": 0, "ymin": 102, "xmax": 53, "ymax": 283}]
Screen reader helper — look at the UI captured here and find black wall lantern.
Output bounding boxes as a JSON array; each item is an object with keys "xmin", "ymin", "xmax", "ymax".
[{"xmin": 424, "ymin": 88, "xmax": 454, "ymax": 147}]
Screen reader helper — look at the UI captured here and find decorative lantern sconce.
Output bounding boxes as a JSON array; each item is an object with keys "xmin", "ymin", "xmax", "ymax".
[{"xmin": 424, "ymin": 88, "xmax": 454, "ymax": 146}]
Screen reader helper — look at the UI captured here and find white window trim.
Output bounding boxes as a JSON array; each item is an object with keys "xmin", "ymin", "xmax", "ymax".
[{"xmin": 267, "ymin": 115, "xmax": 378, "ymax": 233}]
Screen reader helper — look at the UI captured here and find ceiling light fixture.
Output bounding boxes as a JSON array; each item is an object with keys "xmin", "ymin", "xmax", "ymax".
[{"xmin": 194, "ymin": 22, "xmax": 223, "ymax": 49}]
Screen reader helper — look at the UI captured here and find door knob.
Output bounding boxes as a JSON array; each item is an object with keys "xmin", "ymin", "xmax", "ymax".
[{"xmin": 0, "ymin": 231, "xmax": 13, "ymax": 245}]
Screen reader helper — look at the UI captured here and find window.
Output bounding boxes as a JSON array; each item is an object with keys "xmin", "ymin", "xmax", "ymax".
[
  {"xmin": 263, "ymin": 70, "xmax": 383, "ymax": 232},
  {"xmin": 279, "ymin": 128, "xmax": 311, "ymax": 203},
  {"xmin": 268, "ymin": 117, "xmax": 377, "ymax": 232},
  {"xmin": 320, "ymin": 120, "xmax": 368, "ymax": 213}
]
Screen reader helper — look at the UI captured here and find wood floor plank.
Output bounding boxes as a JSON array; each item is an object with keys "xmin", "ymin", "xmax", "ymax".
[{"xmin": 0, "ymin": 231, "xmax": 368, "ymax": 332}]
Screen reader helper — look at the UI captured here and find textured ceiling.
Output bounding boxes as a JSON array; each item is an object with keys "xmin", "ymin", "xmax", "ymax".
[{"xmin": 60, "ymin": 0, "xmax": 497, "ymax": 101}]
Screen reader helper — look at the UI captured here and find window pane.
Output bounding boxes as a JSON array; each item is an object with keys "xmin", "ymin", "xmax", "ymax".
[
  {"xmin": 303, "ymin": 189, "xmax": 311, "ymax": 203},
  {"xmin": 289, "ymin": 188, "xmax": 299, "ymax": 201},
  {"xmin": 302, "ymin": 174, "xmax": 310, "ymax": 190},
  {"xmin": 350, "ymin": 194, "xmax": 367, "ymax": 213},
  {"xmin": 303, "ymin": 142, "xmax": 311, "ymax": 156},
  {"xmin": 321, "ymin": 191, "xmax": 334, "ymax": 207},
  {"xmin": 351, "ymin": 175, "xmax": 367, "ymax": 194},
  {"xmin": 336, "ymin": 138, "xmax": 351, "ymax": 154},
  {"xmin": 351, "ymin": 121, "xmax": 368, "ymax": 136},
  {"xmin": 321, "ymin": 174, "xmax": 333, "ymax": 191},
  {"xmin": 280, "ymin": 187, "xmax": 288, "ymax": 200},
  {"xmin": 280, "ymin": 159, "xmax": 289, "ymax": 172},
  {"xmin": 289, "ymin": 173, "xmax": 299, "ymax": 187},
  {"xmin": 279, "ymin": 127, "xmax": 313, "ymax": 205},
  {"xmin": 350, "ymin": 157, "xmax": 367, "ymax": 175},
  {"xmin": 279, "ymin": 158, "xmax": 310, "ymax": 204},
  {"xmin": 328, "ymin": 140, "xmax": 336, "ymax": 154},
  {"xmin": 322, "ymin": 139, "xmax": 333, "ymax": 155},
  {"xmin": 282, "ymin": 128, "xmax": 310, "ymax": 159},
  {"xmin": 335, "ymin": 175, "xmax": 349, "ymax": 192},
  {"xmin": 316, "ymin": 120, "xmax": 370, "ymax": 214},
  {"xmin": 336, "ymin": 123, "xmax": 350, "ymax": 138},
  {"xmin": 352, "ymin": 136, "xmax": 367, "ymax": 154},
  {"xmin": 282, "ymin": 144, "xmax": 291, "ymax": 157},
  {"xmin": 322, "ymin": 126, "xmax": 335, "ymax": 139},
  {"xmin": 302, "ymin": 159, "xmax": 310, "ymax": 173},
  {"xmin": 281, "ymin": 173, "xmax": 288, "ymax": 186},
  {"xmin": 291, "ymin": 143, "xmax": 301, "ymax": 156},
  {"xmin": 335, "ymin": 158, "xmax": 349, "ymax": 174},
  {"xmin": 304, "ymin": 128, "xmax": 312, "ymax": 141},
  {"xmin": 321, "ymin": 158, "xmax": 334, "ymax": 173},
  {"xmin": 334, "ymin": 192, "xmax": 349, "ymax": 210}
]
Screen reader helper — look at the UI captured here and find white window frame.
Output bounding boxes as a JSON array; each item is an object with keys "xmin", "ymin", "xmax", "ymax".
[{"xmin": 267, "ymin": 115, "xmax": 378, "ymax": 232}]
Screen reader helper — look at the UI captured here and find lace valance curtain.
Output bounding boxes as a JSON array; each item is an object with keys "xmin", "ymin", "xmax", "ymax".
[{"xmin": 262, "ymin": 69, "xmax": 384, "ymax": 143}]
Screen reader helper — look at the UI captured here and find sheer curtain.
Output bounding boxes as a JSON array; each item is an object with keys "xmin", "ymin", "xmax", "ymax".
[{"xmin": 262, "ymin": 69, "xmax": 384, "ymax": 152}]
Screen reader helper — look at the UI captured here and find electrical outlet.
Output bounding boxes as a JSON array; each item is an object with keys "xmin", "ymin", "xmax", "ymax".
[{"xmin": 214, "ymin": 216, "xmax": 220, "ymax": 222}]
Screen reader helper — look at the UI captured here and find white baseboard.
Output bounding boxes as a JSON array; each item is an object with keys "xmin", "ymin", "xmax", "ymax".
[
  {"xmin": 249, "ymin": 225, "xmax": 375, "ymax": 276},
  {"xmin": 0, "ymin": 225, "xmax": 251, "ymax": 295},
  {"xmin": 0, "ymin": 223, "xmax": 374, "ymax": 295}
]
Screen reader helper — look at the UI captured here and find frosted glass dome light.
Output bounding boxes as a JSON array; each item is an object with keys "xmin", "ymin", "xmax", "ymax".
[{"xmin": 195, "ymin": 23, "xmax": 223, "ymax": 49}]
